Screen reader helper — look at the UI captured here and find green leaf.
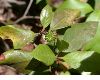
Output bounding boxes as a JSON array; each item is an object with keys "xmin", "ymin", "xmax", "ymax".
[
  {"xmin": 0, "ymin": 25, "xmax": 34, "ymax": 49},
  {"xmin": 26, "ymin": 58, "xmax": 49, "ymax": 72},
  {"xmin": 62, "ymin": 51, "xmax": 94, "ymax": 69},
  {"xmin": 0, "ymin": 50, "xmax": 32, "ymax": 64},
  {"xmin": 50, "ymin": 9, "xmax": 80, "ymax": 30},
  {"xmin": 86, "ymin": 10, "xmax": 100, "ymax": 22},
  {"xmin": 0, "ymin": 50, "xmax": 33, "ymax": 73},
  {"xmin": 32, "ymin": 44, "xmax": 56, "ymax": 66},
  {"xmin": 78, "ymin": 52, "xmax": 100, "ymax": 74},
  {"xmin": 57, "ymin": 39, "xmax": 69, "ymax": 52},
  {"xmin": 84, "ymin": 10, "xmax": 100, "ymax": 53},
  {"xmin": 36, "ymin": 0, "xmax": 42, "ymax": 4},
  {"xmin": 12, "ymin": 61, "xmax": 32, "ymax": 74},
  {"xmin": 63, "ymin": 22, "xmax": 98, "ymax": 52},
  {"xmin": 40, "ymin": 5, "xmax": 53, "ymax": 28},
  {"xmin": 57, "ymin": 0, "xmax": 93, "ymax": 16},
  {"xmin": 94, "ymin": 0, "xmax": 100, "ymax": 10}
]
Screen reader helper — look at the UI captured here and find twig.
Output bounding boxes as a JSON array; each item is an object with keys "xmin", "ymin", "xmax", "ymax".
[
  {"xmin": 0, "ymin": 21, "xmax": 7, "ymax": 25},
  {"xmin": 58, "ymin": 61, "xmax": 70, "ymax": 69},
  {"xmin": 14, "ymin": 16, "xmax": 33, "ymax": 24},
  {"xmin": 23, "ymin": 0, "xmax": 34, "ymax": 17},
  {"xmin": 34, "ymin": 16, "xmax": 40, "ymax": 19},
  {"xmin": 14, "ymin": 0, "xmax": 34, "ymax": 24}
]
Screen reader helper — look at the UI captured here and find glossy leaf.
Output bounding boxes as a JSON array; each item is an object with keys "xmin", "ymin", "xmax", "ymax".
[
  {"xmin": 78, "ymin": 52, "xmax": 100, "ymax": 74},
  {"xmin": 62, "ymin": 51, "xmax": 94, "ymax": 69},
  {"xmin": 36, "ymin": 0, "xmax": 41, "ymax": 4},
  {"xmin": 63, "ymin": 22, "xmax": 98, "ymax": 52},
  {"xmin": 57, "ymin": 39, "xmax": 69, "ymax": 52},
  {"xmin": 32, "ymin": 44, "xmax": 56, "ymax": 66},
  {"xmin": 0, "ymin": 50, "xmax": 32, "ymax": 64},
  {"xmin": 0, "ymin": 50, "xmax": 33, "ymax": 72},
  {"xmin": 94, "ymin": 0, "xmax": 100, "ymax": 10},
  {"xmin": 57, "ymin": 0, "xmax": 93, "ymax": 16},
  {"xmin": 40, "ymin": 5, "xmax": 53, "ymax": 28},
  {"xmin": 86, "ymin": 10, "xmax": 100, "ymax": 22},
  {"xmin": 26, "ymin": 58, "xmax": 49, "ymax": 72},
  {"xmin": 84, "ymin": 10, "xmax": 100, "ymax": 53},
  {"xmin": 12, "ymin": 61, "xmax": 32, "ymax": 74},
  {"xmin": 50, "ymin": 9, "xmax": 80, "ymax": 30},
  {"xmin": 0, "ymin": 25, "xmax": 34, "ymax": 49}
]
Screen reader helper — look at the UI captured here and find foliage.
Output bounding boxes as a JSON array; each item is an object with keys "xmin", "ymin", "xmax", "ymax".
[{"xmin": 0, "ymin": 0, "xmax": 100, "ymax": 75}]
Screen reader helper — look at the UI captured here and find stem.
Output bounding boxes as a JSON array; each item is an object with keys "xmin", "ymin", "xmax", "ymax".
[
  {"xmin": 23, "ymin": 0, "xmax": 34, "ymax": 17},
  {"xmin": 58, "ymin": 61, "xmax": 70, "ymax": 69},
  {"xmin": 14, "ymin": 0, "xmax": 34, "ymax": 24},
  {"xmin": 57, "ymin": 57, "xmax": 63, "ymax": 60},
  {"xmin": 14, "ymin": 16, "xmax": 33, "ymax": 24}
]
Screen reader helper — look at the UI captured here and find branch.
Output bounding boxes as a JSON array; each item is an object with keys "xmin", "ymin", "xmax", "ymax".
[
  {"xmin": 14, "ymin": 0, "xmax": 34, "ymax": 24},
  {"xmin": 23, "ymin": 0, "xmax": 34, "ymax": 17},
  {"xmin": 14, "ymin": 16, "xmax": 33, "ymax": 24}
]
